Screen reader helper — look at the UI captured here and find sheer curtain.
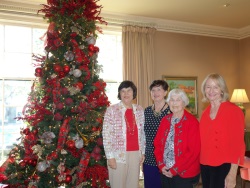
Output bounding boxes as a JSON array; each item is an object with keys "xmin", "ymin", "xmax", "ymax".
[{"xmin": 122, "ymin": 25, "xmax": 156, "ymax": 108}]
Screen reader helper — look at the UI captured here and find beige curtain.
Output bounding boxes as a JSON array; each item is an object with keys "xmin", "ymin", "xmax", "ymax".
[{"xmin": 122, "ymin": 25, "xmax": 156, "ymax": 108}]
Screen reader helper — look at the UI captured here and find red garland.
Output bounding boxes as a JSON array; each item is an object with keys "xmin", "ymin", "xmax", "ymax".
[
  {"xmin": 57, "ymin": 117, "xmax": 71, "ymax": 150},
  {"xmin": 76, "ymin": 150, "xmax": 91, "ymax": 185},
  {"xmin": 38, "ymin": 0, "xmax": 107, "ymax": 26},
  {"xmin": 85, "ymin": 165, "xmax": 109, "ymax": 188}
]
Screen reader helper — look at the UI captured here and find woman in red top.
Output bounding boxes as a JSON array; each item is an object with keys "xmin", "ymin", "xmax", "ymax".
[
  {"xmin": 154, "ymin": 89, "xmax": 200, "ymax": 188},
  {"xmin": 200, "ymin": 73, "xmax": 245, "ymax": 188}
]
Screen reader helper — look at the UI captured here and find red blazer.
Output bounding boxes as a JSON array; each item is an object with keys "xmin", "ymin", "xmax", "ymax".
[
  {"xmin": 200, "ymin": 101, "xmax": 245, "ymax": 166},
  {"xmin": 154, "ymin": 110, "xmax": 200, "ymax": 178}
]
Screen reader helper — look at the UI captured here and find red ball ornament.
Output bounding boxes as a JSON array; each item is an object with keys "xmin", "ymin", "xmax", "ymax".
[
  {"xmin": 61, "ymin": 87, "xmax": 69, "ymax": 95},
  {"xmin": 94, "ymin": 153, "xmax": 102, "ymax": 161},
  {"xmin": 23, "ymin": 128, "xmax": 30, "ymax": 135},
  {"xmin": 88, "ymin": 44, "xmax": 95, "ymax": 52},
  {"xmin": 47, "ymin": 151, "xmax": 58, "ymax": 160},
  {"xmin": 31, "ymin": 159, "xmax": 37, "ymax": 167},
  {"xmin": 58, "ymin": 71, "xmax": 65, "ymax": 78},
  {"xmin": 53, "ymin": 64, "xmax": 62, "ymax": 72},
  {"xmin": 65, "ymin": 98, "xmax": 73, "ymax": 105},
  {"xmin": 97, "ymin": 138, "xmax": 103, "ymax": 146},
  {"xmin": 93, "ymin": 146, "xmax": 101, "ymax": 154},
  {"xmin": 35, "ymin": 67, "xmax": 42, "ymax": 73},
  {"xmin": 63, "ymin": 65, "xmax": 71, "ymax": 73},
  {"xmin": 64, "ymin": 168, "xmax": 71, "ymax": 174},
  {"xmin": 53, "ymin": 38, "xmax": 62, "ymax": 47},
  {"xmin": 65, "ymin": 175, "xmax": 72, "ymax": 183},
  {"xmin": 28, "ymin": 159, "xmax": 33, "ymax": 165},
  {"xmin": 70, "ymin": 32, "xmax": 77, "ymax": 38},
  {"xmin": 54, "ymin": 112, "xmax": 63, "ymax": 121},
  {"xmin": 19, "ymin": 161, "xmax": 26, "ymax": 168},
  {"xmin": 56, "ymin": 103, "xmax": 64, "ymax": 110},
  {"xmin": 77, "ymin": 116, "xmax": 85, "ymax": 121},
  {"xmin": 24, "ymin": 179, "xmax": 29, "ymax": 185},
  {"xmin": 32, "ymin": 129, "xmax": 38, "ymax": 135},
  {"xmin": 94, "ymin": 46, "xmax": 99, "ymax": 53},
  {"xmin": 66, "ymin": 140, "xmax": 75, "ymax": 149},
  {"xmin": 35, "ymin": 72, "xmax": 42, "ymax": 77},
  {"xmin": 74, "ymin": 82, "xmax": 83, "ymax": 90},
  {"xmin": 96, "ymin": 117, "xmax": 103, "ymax": 124},
  {"xmin": 33, "ymin": 174, "xmax": 39, "ymax": 180},
  {"xmin": 88, "ymin": 51, "xmax": 93, "ymax": 57}
]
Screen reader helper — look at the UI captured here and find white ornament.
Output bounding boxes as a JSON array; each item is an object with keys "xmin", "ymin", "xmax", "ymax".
[
  {"xmin": 73, "ymin": 69, "xmax": 82, "ymax": 77},
  {"xmin": 85, "ymin": 36, "xmax": 96, "ymax": 45},
  {"xmin": 37, "ymin": 161, "xmax": 49, "ymax": 172},
  {"xmin": 79, "ymin": 45, "xmax": 85, "ymax": 49},
  {"xmin": 75, "ymin": 139, "xmax": 84, "ymax": 149},
  {"xmin": 51, "ymin": 73, "xmax": 57, "ymax": 78},
  {"xmin": 64, "ymin": 51, "xmax": 74, "ymax": 61}
]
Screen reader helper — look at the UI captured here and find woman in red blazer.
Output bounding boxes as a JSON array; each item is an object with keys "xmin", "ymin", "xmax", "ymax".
[
  {"xmin": 154, "ymin": 88, "xmax": 200, "ymax": 188},
  {"xmin": 200, "ymin": 73, "xmax": 245, "ymax": 188}
]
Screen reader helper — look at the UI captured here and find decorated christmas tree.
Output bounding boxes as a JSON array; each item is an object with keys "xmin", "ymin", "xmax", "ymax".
[{"xmin": 0, "ymin": 0, "xmax": 110, "ymax": 187}]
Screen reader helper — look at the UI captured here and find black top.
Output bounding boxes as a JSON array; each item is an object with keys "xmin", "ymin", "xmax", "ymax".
[{"xmin": 144, "ymin": 105, "xmax": 171, "ymax": 166}]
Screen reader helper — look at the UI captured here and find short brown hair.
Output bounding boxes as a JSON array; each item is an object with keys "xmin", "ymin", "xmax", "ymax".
[{"xmin": 117, "ymin": 80, "xmax": 137, "ymax": 100}]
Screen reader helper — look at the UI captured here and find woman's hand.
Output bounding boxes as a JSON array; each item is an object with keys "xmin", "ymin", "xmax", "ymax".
[
  {"xmin": 140, "ymin": 154, "xmax": 145, "ymax": 165},
  {"xmin": 224, "ymin": 164, "xmax": 238, "ymax": 188},
  {"xmin": 107, "ymin": 158, "xmax": 117, "ymax": 169},
  {"xmin": 224, "ymin": 173, "xmax": 236, "ymax": 188},
  {"xmin": 162, "ymin": 166, "xmax": 173, "ymax": 178}
]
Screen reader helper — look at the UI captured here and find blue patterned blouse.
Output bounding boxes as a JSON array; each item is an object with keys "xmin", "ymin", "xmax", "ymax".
[{"xmin": 144, "ymin": 105, "xmax": 171, "ymax": 166}]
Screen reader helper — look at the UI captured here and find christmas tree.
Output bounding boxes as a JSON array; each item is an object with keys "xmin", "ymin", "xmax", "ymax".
[{"xmin": 0, "ymin": 0, "xmax": 110, "ymax": 187}]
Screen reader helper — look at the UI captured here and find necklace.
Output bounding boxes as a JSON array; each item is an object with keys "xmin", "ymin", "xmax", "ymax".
[
  {"xmin": 124, "ymin": 110, "xmax": 136, "ymax": 135},
  {"xmin": 152, "ymin": 102, "xmax": 167, "ymax": 117}
]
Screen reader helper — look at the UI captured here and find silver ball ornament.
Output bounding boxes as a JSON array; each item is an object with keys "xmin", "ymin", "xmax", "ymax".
[{"xmin": 73, "ymin": 69, "xmax": 82, "ymax": 77}]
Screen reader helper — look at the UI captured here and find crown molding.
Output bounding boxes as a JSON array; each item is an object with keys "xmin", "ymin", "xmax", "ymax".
[
  {"xmin": 101, "ymin": 12, "xmax": 250, "ymax": 40},
  {"xmin": 1, "ymin": 1, "xmax": 250, "ymax": 39}
]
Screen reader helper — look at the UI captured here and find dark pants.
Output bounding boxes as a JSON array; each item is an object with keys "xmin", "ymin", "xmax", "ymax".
[
  {"xmin": 143, "ymin": 163, "xmax": 161, "ymax": 188},
  {"xmin": 161, "ymin": 173, "xmax": 200, "ymax": 188},
  {"xmin": 200, "ymin": 163, "xmax": 231, "ymax": 188}
]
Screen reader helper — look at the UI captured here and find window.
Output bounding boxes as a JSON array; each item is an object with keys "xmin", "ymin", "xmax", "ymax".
[
  {"xmin": 0, "ymin": 24, "xmax": 122, "ymax": 164},
  {"xmin": 96, "ymin": 32, "xmax": 123, "ymax": 104},
  {"xmin": 0, "ymin": 25, "xmax": 45, "ymax": 163}
]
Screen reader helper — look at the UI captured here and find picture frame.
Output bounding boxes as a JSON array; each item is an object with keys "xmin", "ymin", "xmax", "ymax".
[{"xmin": 162, "ymin": 76, "xmax": 198, "ymax": 116}]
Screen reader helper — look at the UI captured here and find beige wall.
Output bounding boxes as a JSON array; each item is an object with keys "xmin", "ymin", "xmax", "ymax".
[
  {"xmin": 240, "ymin": 37, "xmax": 250, "ymax": 127},
  {"xmin": 153, "ymin": 31, "xmax": 250, "ymax": 127}
]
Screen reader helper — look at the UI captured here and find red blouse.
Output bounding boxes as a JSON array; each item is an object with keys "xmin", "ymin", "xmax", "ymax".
[
  {"xmin": 125, "ymin": 109, "xmax": 139, "ymax": 151},
  {"xmin": 200, "ymin": 101, "xmax": 245, "ymax": 166}
]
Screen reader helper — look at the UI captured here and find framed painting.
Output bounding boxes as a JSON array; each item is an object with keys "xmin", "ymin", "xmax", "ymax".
[{"xmin": 162, "ymin": 76, "xmax": 198, "ymax": 116}]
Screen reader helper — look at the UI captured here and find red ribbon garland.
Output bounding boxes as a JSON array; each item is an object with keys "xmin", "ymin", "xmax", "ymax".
[
  {"xmin": 57, "ymin": 117, "xmax": 71, "ymax": 150},
  {"xmin": 76, "ymin": 150, "xmax": 91, "ymax": 185}
]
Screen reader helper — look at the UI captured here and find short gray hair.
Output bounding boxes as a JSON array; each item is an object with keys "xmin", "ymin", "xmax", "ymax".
[{"xmin": 166, "ymin": 88, "xmax": 189, "ymax": 107}]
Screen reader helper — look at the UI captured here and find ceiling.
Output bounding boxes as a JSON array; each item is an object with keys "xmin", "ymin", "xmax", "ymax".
[{"xmin": 18, "ymin": 0, "xmax": 250, "ymax": 29}]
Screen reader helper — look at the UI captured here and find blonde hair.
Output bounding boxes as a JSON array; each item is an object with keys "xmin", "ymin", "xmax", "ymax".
[{"xmin": 201, "ymin": 73, "xmax": 229, "ymax": 102}]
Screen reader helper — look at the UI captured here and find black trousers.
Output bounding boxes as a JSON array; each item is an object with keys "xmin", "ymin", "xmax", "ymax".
[
  {"xmin": 200, "ymin": 163, "xmax": 231, "ymax": 188},
  {"xmin": 161, "ymin": 173, "xmax": 200, "ymax": 188}
]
